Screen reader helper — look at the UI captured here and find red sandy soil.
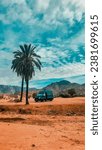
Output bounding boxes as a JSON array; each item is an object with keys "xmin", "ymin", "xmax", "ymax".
[{"xmin": 0, "ymin": 97, "xmax": 85, "ymax": 150}]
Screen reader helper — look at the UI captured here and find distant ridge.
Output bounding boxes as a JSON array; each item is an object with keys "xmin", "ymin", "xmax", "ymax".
[
  {"xmin": 0, "ymin": 80, "xmax": 85, "ymax": 97},
  {"xmin": 0, "ymin": 85, "xmax": 36, "ymax": 94}
]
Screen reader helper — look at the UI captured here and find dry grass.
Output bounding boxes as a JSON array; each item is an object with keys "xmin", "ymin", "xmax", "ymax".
[
  {"xmin": 0, "ymin": 103, "xmax": 84, "ymax": 116},
  {"xmin": 0, "ymin": 117, "xmax": 25, "ymax": 122}
]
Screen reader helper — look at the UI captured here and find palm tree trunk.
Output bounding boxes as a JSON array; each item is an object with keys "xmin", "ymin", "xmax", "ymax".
[
  {"xmin": 20, "ymin": 76, "xmax": 24, "ymax": 102},
  {"xmin": 26, "ymin": 79, "xmax": 29, "ymax": 105}
]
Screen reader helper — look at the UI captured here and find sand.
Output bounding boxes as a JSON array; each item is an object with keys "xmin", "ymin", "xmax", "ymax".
[{"xmin": 0, "ymin": 97, "xmax": 85, "ymax": 150}]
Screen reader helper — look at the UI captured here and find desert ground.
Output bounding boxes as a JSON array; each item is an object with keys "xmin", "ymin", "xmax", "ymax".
[{"xmin": 0, "ymin": 96, "xmax": 85, "ymax": 150}]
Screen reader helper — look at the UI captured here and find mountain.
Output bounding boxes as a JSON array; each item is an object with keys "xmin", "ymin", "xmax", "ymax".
[
  {"xmin": 0, "ymin": 85, "xmax": 36, "ymax": 94},
  {"xmin": 43, "ymin": 80, "xmax": 85, "ymax": 97},
  {"xmin": 0, "ymin": 80, "xmax": 85, "ymax": 97},
  {"xmin": 0, "ymin": 85, "xmax": 20, "ymax": 94}
]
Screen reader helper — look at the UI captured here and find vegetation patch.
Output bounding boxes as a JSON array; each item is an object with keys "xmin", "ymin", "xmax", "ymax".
[
  {"xmin": 0, "ymin": 117, "xmax": 25, "ymax": 123},
  {"xmin": 18, "ymin": 108, "xmax": 32, "ymax": 114}
]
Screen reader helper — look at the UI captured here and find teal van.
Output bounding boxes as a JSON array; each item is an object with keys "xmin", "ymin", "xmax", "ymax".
[{"xmin": 35, "ymin": 90, "xmax": 54, "ymax": 102}]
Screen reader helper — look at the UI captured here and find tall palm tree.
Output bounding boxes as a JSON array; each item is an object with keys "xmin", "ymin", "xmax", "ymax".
[{"xmin": 11, "ymin": 44, "xmax": 42, "ymax": 104}]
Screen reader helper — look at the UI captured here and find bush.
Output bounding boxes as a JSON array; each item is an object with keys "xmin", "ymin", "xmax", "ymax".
[
  {"xmin": 32, "ymin": 93, "xmax": 36, "ymax": 98},
  {"xmin": 68, "ymin": 89, "xmax": 76, "ymax": 97},
  {"xmin": 59, "ymin": 94, "xmax": 70, "ymax": 98},
  {"xmin": 18, "ymin": 108, "xmax": 32, "ymax": 114},
  {"xmin": 59, "ymin": 88, "xmax": 77, "ymax": 98},
  {"xmin": 0, "ymin": 95, "xmax": 3, "ymax": 99},
  {"xmin": 28, "ymin": 95, "xmax": 31, "ymax": 99},
  {"xmin": 14, "ymin": 98, "xmax": 20, "ymax": 103},
  {"xmin": 9, "ymin": 94, "xmax": 18, "ymax": 98}
]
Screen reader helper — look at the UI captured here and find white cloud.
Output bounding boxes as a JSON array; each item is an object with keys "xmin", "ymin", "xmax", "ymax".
[
  {"xmin": 0, "ymin": 67, "xmax": 21, "ymax": 86},
  {"xmin": 37, "ymin": 47, "xmax": 58, "ymax": 59},
  {"xmin": 47, "ymin": 28, "xmax": 84, "ymax": 52},
  {"xmin": 0, "ymin": 62, "xmax": 84, "ymax": 86},
  {"xmin": 0, "ymin": 0, "xmax": 33, "ymax": 24},
  {"xmin": 0, "ymin": 0, "xmax": 26, "ymax": 6},
  {"xmin": 37, "ymin": 45, "xmax": 71, "ymax": 68},
  {"xmin": 36, "ymin": 0, "xmax": 50, "ymax": 12},
  {"xmin": 0, "ymin": 51, "xmax": 12, "ymax": 60},
  {"xmin": 33, "ymin": 63, "xmax": 85, "ymax": 80},
  {"xmin": 63, "ymin": 9, "xmax": 74, "ymax": 25},
  {"xmin": 42, "ymin": 0, "xmax": 84, "ymax": 26},
  {"xmin": 0, "ymin": 0, "xmax": 84, "ymax": 26},
  {"xmin": 68, "ymin": 29, "xmax": 85, "ymax": 50},
  {"xmin": 0, "ymin": 29, "xmax": 20, "ymax": 53}
]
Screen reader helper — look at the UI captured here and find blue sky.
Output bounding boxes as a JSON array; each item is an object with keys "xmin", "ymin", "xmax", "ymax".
[{"xmin": 0, "ymin": 0, "xmax": 85, "ymax": 88}]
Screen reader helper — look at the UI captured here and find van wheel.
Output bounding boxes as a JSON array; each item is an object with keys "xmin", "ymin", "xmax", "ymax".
[
  {"xmin": 40, "ymin": 99, "xmax": 43, "ymax": 102},
  {"xmin": 35, "ymin": 99, "xmax": 38, "ymax": 102},
  {"xmin": 50, "ymin": 99, "xmax": 53, "ymax": 101}
]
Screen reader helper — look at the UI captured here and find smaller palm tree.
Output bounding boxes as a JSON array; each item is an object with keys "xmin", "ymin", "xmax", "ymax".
[
  {"xmin": 11, "ymin": 53, "xmax": 25, "ymax": 102},
  {"xmin": 11, "ymin": 44, "xmax": 42, "ymax": 104}
]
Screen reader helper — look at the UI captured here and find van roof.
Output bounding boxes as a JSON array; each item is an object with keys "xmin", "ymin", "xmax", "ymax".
[{"xmin": 39, "ymin": 90, "xmax": 53, "ymax": 93}]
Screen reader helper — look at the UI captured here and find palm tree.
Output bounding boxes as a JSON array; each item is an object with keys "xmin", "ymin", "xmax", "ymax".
[
  {"xmin": 11, "ymin": 44, "xmax": 42, "ymax": 104},
  {"xmin": 11, "ymin": 53, "xmax": 25, "ymax": 102}
]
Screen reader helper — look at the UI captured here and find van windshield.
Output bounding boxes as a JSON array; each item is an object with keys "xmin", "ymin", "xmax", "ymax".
[{"xmin": 37, "ymin": 93, "xmax": 45, "ymax": 96}]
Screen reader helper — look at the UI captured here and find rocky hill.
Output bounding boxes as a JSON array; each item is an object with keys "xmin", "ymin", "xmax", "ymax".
[{"xmin": 43, "ymin": 80, "xmax": 85, "ymax": 97}]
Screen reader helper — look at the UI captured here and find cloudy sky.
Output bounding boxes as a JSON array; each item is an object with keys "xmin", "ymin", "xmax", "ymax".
[{"xmin": 0, "ymin": 0, "xmax": 85, "ymax": 88}]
